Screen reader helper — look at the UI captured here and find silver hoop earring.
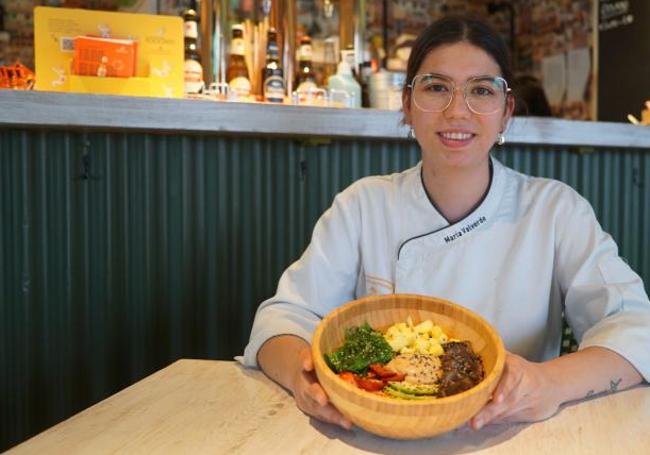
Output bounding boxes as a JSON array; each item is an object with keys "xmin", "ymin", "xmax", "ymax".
[
  {"xmin": 408, "ymin": 127, "xmax": 416, "ymax": 140},
  {"xmin": 497, "ymin": 132, "xmax": 505, "ymax": 145}
]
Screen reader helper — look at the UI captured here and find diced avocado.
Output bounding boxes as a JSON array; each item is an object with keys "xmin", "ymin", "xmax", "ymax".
[
  {"xmin": 384, "ymin": 386, "xmax": 436, "ymax": 400},
  {"xmin": 388, "ymin": 381, "xmax": 438, "ymax": 396}
]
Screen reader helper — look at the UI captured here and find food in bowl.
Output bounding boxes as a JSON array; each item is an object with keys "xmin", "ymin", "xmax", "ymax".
[
  {"xmin": 324, "ymin": 317, "xmax": 484, "ymax": 400},
  {"xmin": 311, "ymin": 294, "xmax": 505, "ymax": 439}
]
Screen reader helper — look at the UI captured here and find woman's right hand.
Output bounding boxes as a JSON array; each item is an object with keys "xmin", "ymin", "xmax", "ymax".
[
  {"xmin": 257, "ymin": 335, "xmax": 352, "ymax": 430},
  {"xmin": 291, "ymin": 346, "xmax": 353, "ymax": 430}
]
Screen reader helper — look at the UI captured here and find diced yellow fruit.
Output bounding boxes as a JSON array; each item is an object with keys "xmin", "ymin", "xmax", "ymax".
[
  {"xmin": 428, "ymin": 342, "xmax": 444, "ymax": 356},
  {"xmin": 387, "ymin": 334, "xmax": 409, "ymax": 352},
  {"xmin": 414, "ymin": 319, "xmax": 433, "ymax": 333},
  {"xmin": 395, "ymin": 322, "xmax": 408, "ymax": 332},
  {"xmin": 414, "ymin": 338, "xmax": 430, "ymax": 354},
  {"xmin": 385, "ymin": 326, "xmax": 400, "ymax": 338}
]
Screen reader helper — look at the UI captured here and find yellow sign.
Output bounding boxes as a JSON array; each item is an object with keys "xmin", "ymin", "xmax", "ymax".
[{"xmin": 34, "ymin": 6, "xmax": 183, "ymax": 98}]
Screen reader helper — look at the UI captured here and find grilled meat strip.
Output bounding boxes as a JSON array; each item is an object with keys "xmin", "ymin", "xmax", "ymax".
[{"xmin": 438, "ymin": 341, "xmax": 484, "ymax": 397}]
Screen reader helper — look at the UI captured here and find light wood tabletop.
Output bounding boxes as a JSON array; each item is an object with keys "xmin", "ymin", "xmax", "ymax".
[{"xmin": 7, "ymin": 359, "xmax": 650, "ymax": 454}]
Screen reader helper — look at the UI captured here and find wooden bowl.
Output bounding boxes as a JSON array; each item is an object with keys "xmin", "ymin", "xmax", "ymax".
[{"xmin": 312, "ymin": 294, "xmax": 505, "ymax": 439}]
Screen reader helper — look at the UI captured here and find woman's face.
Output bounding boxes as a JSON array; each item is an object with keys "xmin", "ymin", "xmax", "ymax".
[{"xmin": 403, "ymin": 41, "xmax": 514, "ymax": 172}]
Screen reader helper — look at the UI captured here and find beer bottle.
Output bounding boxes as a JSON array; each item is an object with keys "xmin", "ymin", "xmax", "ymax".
[
  {"xmin": 227, "ymin": 24, "xmax": 251, "ymax": 98},
  {"xmin": 262, "ymin": 28, "xmax": 285, "ymax": 103},
  {"xmin": 183, "ymin": 7, "xmax": 204, "ymax": 94},
  {"xmin": 295, "ymin": 35, "xmax": 317, "ymax": 92}
]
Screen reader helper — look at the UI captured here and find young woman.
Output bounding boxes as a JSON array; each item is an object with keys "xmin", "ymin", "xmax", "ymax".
[{"xmin": 240, "ymin": 16, "xmax": 649, "ymax": 431}]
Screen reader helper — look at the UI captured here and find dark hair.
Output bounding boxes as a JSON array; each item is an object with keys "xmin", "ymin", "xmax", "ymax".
[
  {"xmin": 513, "ymin": 75, "xmax": 552, "ymax": 117},
  {"xmin": 404, "ymin": 16, "xmax": 514, "ymax": 98}
]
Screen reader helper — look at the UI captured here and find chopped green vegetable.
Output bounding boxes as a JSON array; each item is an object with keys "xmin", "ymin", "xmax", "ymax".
[{"xmin": 324, "ymin": 322, "xmax": 394, "ymax": 374}]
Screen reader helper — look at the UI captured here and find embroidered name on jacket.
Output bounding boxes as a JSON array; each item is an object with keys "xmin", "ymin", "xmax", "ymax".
[{"xmin": 443, "ymin": 216, "xmax": 487, "ymax": 244}]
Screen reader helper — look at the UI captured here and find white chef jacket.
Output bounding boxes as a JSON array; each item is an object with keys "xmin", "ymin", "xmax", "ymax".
[{"xmin": 241, "ymin": 157, "xmax": 650, "ymax": 381}]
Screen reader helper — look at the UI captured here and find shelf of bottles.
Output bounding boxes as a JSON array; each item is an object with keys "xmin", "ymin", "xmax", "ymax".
[{"xmin": 181, "ymin": 0, "xmax": 402, "ymax": 110}]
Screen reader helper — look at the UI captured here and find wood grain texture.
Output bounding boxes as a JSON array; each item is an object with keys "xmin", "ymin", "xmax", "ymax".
[
  {"xmin": 2, "ymin": 90, "xmax": 650, "ymax": 147},
  {"xmin": 6, "ymin": 359, "xmax": 650, "ymax": 455},
  {"xmin": 311, "ymin": 294, "xmax": 505, "ymax": 439}
]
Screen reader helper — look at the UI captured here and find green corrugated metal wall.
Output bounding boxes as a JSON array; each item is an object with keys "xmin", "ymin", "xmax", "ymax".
[{"xmin": 1, "ymin": 128, "xmax": 649, "ymax": 450}]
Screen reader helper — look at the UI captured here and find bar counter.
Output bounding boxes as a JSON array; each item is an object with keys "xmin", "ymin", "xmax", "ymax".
[
  {"xmin": 3, "ymin": 90, "xmax": 650, "ymax": 147},
  {"xmin": 7, "ymin": 359, "xmax": 650, "ymax": 454}
]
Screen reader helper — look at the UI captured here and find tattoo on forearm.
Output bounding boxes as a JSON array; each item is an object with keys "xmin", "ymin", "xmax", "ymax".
[
  {"xmin": 583, "ymin": 378, "xmax": 623, "ymax": 400},
  {"xmin": 609, "ymin": 378, "xmax": 622, "ymax": 393}
]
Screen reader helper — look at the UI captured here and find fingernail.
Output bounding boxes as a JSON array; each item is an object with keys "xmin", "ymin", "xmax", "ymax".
[
  {"xmin": 341, "ymin": 419, "xmax": 352, "ymax": 430},
  {"xmin": 474, "ymin": 419, "xmax": 483, "ymax": 430}
]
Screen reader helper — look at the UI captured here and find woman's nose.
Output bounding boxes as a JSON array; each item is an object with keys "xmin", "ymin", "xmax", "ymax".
[{"xmin": 445, "ymin": 87, "xmax": 471, "ymax": 117}]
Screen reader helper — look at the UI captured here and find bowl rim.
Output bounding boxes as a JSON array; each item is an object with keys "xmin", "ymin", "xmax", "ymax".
[{"xmin": 312, "ymin": 293, "xmax": 506, "ymax": 406}]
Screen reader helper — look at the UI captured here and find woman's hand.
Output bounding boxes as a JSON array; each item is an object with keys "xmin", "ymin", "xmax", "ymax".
[
  {"xmin": 469, "ymin": 352, "xmax": 562, "ymax": 429},
  {"xmin": 470, "ymin": 346, "xmax": 643, "ymax": 430},
  {"xmin": 290, "ymin": 346, "xmax": 353, "ymax": 430},
  {"xmin": 257, "ymin": 335, "xmax": 352, "ymax": 431}
]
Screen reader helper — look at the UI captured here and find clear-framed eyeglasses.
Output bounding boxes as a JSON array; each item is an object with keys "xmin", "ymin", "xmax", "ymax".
[{"xmin": 408, "ymin": 73, "xmax": 511, "ymax": 115}]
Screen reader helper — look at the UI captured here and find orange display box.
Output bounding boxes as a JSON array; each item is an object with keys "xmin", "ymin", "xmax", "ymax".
[{"xmin": 73, "ymin": 36, "xmax": 138, "ymax": 78}]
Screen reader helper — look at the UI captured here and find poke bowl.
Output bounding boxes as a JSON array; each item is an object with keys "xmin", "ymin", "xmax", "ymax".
[{"xmin": 311, "ymin": 293, "xmax": 505, "ymax": 439}]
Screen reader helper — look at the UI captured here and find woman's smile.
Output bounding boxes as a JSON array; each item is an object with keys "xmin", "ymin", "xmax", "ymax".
[{"xmin": 437, "ymin": 129, "xmax": 477, "ymax": 148}]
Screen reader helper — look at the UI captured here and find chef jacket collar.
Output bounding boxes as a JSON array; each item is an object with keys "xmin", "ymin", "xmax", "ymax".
[{"xmin": 399, "ymin": 155, "xmax": 506, "ymax": 259}]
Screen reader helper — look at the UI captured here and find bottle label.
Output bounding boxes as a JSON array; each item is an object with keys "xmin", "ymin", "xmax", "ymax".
[
  {"xmin": 231, "ymin": 38, "xmax": 245, "ymax": 56},
  {"xmin": 298, "ymin": 44, "xmax": 312, "ymax": 61},
  {"xmin": 296, "ymin": 80, "xmax": 317, "ymax": 92},
  {"xmin": 229, "ymin": 76, "xmax": 251, "ymax": 97},
  {"xmin": 264, "ymin": 75, "xmax": 285, "ymax": 102},
  {"xmin": 267, "ymin": 42, "xmax": 279, "ymax": 56},
  {"xmin": 184, "ymin": 21, "xmax": 198, "ymax": 40},
  {"xmin": 184, "ymin": 59, "xmax": 204, "ymax": 94}
]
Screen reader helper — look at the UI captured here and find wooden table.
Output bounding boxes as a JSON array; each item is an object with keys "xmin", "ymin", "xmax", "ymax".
[{"xmin": 7, "ymin": 359, "xmax": 650, "ymax": 454}]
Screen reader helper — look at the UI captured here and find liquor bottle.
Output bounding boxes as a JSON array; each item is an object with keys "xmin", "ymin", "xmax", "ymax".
[
  {"xmin": 359, "ymin": 44, "xmax": 374, "ymax": 107},
  {"xmin": 183, "ymin": 7, "xmax": 204, "ymax": 94},
  {"xmin": 262, "ymin": 28, "xmax": 284, "ymax": 103},
  {"xmin": 227, "ymin": 23, "xmax": 251, "ymax": 98},
  {"xmin": 321, "ymin": 38, "xmax": 337, "ymax": 86},
  {"xmin": 295, "ymin": 35, "xmax": 317, "ymax": 92}
]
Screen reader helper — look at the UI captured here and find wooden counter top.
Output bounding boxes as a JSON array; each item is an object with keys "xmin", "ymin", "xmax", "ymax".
[
  {"xmin": 3, "ymin": 90, "xmax": 650, "ymax": 147},
  {"xmin": 7, "ymin": 359, "xmax": 650, "ymax": 454}
]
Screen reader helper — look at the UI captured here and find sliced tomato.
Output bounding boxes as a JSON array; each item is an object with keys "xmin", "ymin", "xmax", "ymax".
[
  {"xmin": 356, "ymin": 377, "xmax": 385, "ymax": 392},
  {"xmin": 369, "ymin": 363, "xmax": 399, "ymax": 378},
  {"xmin": 384, "ymin": 372, "xmax": 406, "ymax": 382},
  {"xmin": 338, "ymin": 371, "xmax": 358, "ymax": 385}
]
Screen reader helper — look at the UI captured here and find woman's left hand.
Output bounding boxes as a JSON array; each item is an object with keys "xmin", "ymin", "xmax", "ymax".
[{"xmin": 469, "ymin": 352, "xmax": 562, "ymax": 429}]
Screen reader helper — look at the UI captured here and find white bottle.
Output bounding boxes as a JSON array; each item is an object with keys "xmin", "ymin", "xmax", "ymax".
[{"xmin": 327, "ymin": 53, "xmax": 361, "ymax": 108}]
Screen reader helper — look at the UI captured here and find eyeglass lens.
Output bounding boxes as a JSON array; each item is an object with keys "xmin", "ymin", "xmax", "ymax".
[{"xmin": 412, "ymin": 75, "xmax": 507, "ymax": 114}]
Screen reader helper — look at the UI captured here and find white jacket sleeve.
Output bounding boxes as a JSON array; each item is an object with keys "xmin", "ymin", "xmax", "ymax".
[
  {"xmin": 240, "ymin": 187, "xmax": 362, "ymax": 368},
  {"xmin": 556, "ymin": 191, "xmax": 650, "ymax": 381}
]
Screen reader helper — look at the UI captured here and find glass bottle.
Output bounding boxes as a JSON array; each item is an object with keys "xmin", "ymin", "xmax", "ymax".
[
  {"xmin": 227, "ymin": 23, "xmax": 251, "ymax": 98},
  {"xmin": 262, "ymin": 28, "xmax": 285, "ymax": 103},
  {"xmin": 183, "ymin": 8, "xmax": 204, "ymax": 94},
  {"xmin": 322, "ymin": 38, "xmax": 337, "ymax": 86},
  {"xmin": 295, "ymin": 35, "xmax": 317, "ymax": 92}
]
